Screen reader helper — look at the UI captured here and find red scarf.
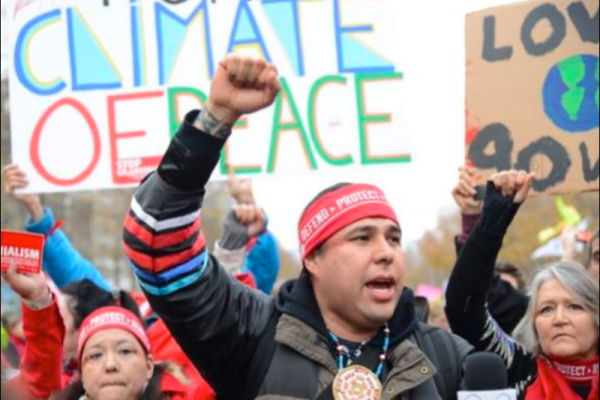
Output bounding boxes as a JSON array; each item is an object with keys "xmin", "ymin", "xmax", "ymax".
[{"xmin": 525, "ymin": 357, "xmax": 599, "ymax": 400}]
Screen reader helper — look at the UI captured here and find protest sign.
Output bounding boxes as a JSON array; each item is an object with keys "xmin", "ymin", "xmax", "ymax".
[
  {"xmin": 7, "ymin": 0, "xmax": 410, "ymax": 193},
  {"xmin": 466, "ymin": 0, "xmax": 599, "ymax": 195},
  {"xmin": 1, "ymin": 230, "xmax": 45, "ymax": 274}
]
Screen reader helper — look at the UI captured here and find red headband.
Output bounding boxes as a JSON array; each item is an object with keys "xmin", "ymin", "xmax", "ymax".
[
  {"xmin": 298, "ymin": 184, "xmax": 399, "ymax": 261},
  {"xmin": 78, "ymin": 307, "xmax": 150, "ymax": 363}
]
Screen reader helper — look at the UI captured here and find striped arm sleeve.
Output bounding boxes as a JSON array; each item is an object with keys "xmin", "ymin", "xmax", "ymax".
[
  {"xmin": 123, "ymin": 111, "xmax": 224, "ymax": 296},
  {"xmin": 123, "ymin": 186, "xmax": 207, "ymax": 296}
]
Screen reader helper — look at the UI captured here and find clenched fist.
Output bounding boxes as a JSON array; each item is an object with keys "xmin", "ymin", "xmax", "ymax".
[
  {"xmin": 207, "ymin": 55, "xmax": 281, "ymax": 125},
  {"xmin": 491, "ymin": 170, "xmax": 536, "ymax": 204},
  {"xmin": 233, "ymin": 204, "xmax": 266, "ymax": 238}
]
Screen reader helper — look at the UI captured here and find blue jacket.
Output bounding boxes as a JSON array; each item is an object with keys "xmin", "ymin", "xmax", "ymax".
[
  {"xmin": 243, "ymin": 230, "xmax": 280, "ymax": 295},
  {"xmin": 25, "ymin": 208, "xmax": 112, "ymax": 291}
]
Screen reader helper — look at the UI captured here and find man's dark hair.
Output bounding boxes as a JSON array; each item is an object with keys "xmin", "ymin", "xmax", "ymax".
[
  {"xmin": 495, "ymin": 261, "xmax": 527, "ymax": 291},
  {"xmin": 61, "ymin": 279, "xmax": 142, "ymax": 329},
  {"xmin": 589, "ymin": 228, "xmax": 600, "ymax": 269}
]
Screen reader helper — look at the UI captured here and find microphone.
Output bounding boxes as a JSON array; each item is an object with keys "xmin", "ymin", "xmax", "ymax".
[{"xmin": 458, "ymin": 353, "xmax": 517, "ymax": 400}]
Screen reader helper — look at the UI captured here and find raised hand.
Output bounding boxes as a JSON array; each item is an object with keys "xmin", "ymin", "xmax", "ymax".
[
  {"xmin": 3, "ymin": 164, "xmax": 44, "ymax": 221},
  {"xmin": 452, "ymin": 166, "xmax": 483, "ymax": 216},
  {"xmin": 491, "ymin": 170, "xmax": 536, "ymax": 204},
  {"xmin": 560, "ymin": 227, "xmax": 579, "ymax": 263},
  {"xmin": 228, "ymin": 173, "xmax": 254, "ymax": 205},
  {"xmin": 233, "ymin": 204, "xmax": 266, "ymax": 238},
  {"xmin": 208, "ymin": 55, "xmax": 281, "ymax": 125},
  {"xmin": 1, "ymin": 262, "xmax": 51, "ymax": 304}
]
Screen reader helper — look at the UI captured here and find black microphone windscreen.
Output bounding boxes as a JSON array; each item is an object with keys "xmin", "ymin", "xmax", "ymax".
[{"xmin": 464, "ymin": 352, "xmax": 509, "ymax": 391}]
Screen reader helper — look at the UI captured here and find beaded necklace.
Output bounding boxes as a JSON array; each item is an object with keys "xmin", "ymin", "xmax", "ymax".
[{"xmin": 328, "ymin": 323, "xmax": 391, "ymax": 379}]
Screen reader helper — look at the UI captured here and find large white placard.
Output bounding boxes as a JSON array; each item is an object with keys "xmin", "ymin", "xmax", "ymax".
[{"xmin": 8, "ymin": 0, "xmax": 411, "ymax": 193}]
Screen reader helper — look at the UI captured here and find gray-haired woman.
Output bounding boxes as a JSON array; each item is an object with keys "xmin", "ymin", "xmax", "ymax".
[{"xmin": 446, "ymin": 170, "xmax": 599, "ymax": 400}]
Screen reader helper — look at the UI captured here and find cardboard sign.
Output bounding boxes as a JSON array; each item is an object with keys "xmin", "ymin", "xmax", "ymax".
[
  {"xmin": 466, "ymin": 0, "xmax": 599, "ymax": 195},
  {"xmin": 7, "ymin": 0, "xmax": 411, "ymax": 193},
  {"xmin": 1, "ymin": 231, "xmax": 45, "ymax": 274},
  {"xmin": 458, "ymin": 390, "xmax": 517, "ymax": 400}
]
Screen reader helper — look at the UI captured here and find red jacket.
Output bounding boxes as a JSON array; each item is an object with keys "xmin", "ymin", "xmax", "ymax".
[{"xmin": 3, "ymin": 299, "xmax": 64, "ymax": 400}]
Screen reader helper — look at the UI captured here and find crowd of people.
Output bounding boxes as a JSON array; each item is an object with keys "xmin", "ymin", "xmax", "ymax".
[{"xmin": 1, "ymin": 55, "xmax": 598, "ymax": 400}]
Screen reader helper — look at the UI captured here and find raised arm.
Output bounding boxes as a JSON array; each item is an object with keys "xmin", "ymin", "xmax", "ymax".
[
  {"xmin": 3, "ymin": 165, "xmax": 111, "ymax": 291},
  {"xmin": 123, "ymin": 56, "xmax": 281, "ymax": 399},
  {"xmin": 451, "ymin": 166, "xmax": 530, "ymax": 334},
  {"xmin": 223, "ymin": 175, "xmax": 281, "ymax": 294},
  {"xmin": 1, "ymin": 266, "xmax": 64, "ymax": 399},
  {"xmin": 25, "ymin": 209, "xmax": 111, "ymax": 291},
  {"xmin": 446, "ymin": 171, "xmax": 534, "ymax": 369},
  {"xmin": 214, "ymin": 204, "xmax": 267, "ymax": 276}
]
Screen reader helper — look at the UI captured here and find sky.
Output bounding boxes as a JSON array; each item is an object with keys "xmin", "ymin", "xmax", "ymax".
[{"xmin": 0, "ymin": 0, "xmax": 525, "ymax": 252}]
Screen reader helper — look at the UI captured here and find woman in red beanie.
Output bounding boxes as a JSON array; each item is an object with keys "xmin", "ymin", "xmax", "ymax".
[{"xmin": 1, "ymin": 264, "xmax": 214, "ymax": 400}]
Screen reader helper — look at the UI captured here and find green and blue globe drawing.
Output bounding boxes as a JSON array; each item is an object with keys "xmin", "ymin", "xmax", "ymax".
[{"xmin": 543, "ymin": 54, "xmax": 599, "ymax": 133}]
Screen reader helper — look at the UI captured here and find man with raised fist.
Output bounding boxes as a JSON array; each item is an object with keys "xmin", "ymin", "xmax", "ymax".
[{"xmin": 123, "ymin": 55, "xmax": 470, "ymax": 400}]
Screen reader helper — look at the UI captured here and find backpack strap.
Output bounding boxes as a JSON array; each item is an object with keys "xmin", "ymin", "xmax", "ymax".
[{"xmin": 412, "ymin": 323, "xmax": 462, "ymax": 400}]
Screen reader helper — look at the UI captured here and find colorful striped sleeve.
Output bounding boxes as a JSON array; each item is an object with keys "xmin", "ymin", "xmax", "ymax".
[
  {"xmin": 123, "ymin": 111, "xmax": 222, "ymax": 297},
  {"xmin": 124, "ymin": 193, "xmax": 208, "ymax": 296}
]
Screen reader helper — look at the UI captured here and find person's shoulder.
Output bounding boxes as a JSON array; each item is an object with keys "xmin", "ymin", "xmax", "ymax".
[
  {"xmin": 415, "ymin": 322, "xmax": 439, "ymax": 334},
  {"xmin": 415, "ymin": 322, "xmax": 455, "ymax": 339}
]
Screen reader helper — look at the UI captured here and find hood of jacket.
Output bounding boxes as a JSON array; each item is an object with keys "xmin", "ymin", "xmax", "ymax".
[{"xmin": 276, "ymin": 273, "xmax": 419, "ymax": 348}]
